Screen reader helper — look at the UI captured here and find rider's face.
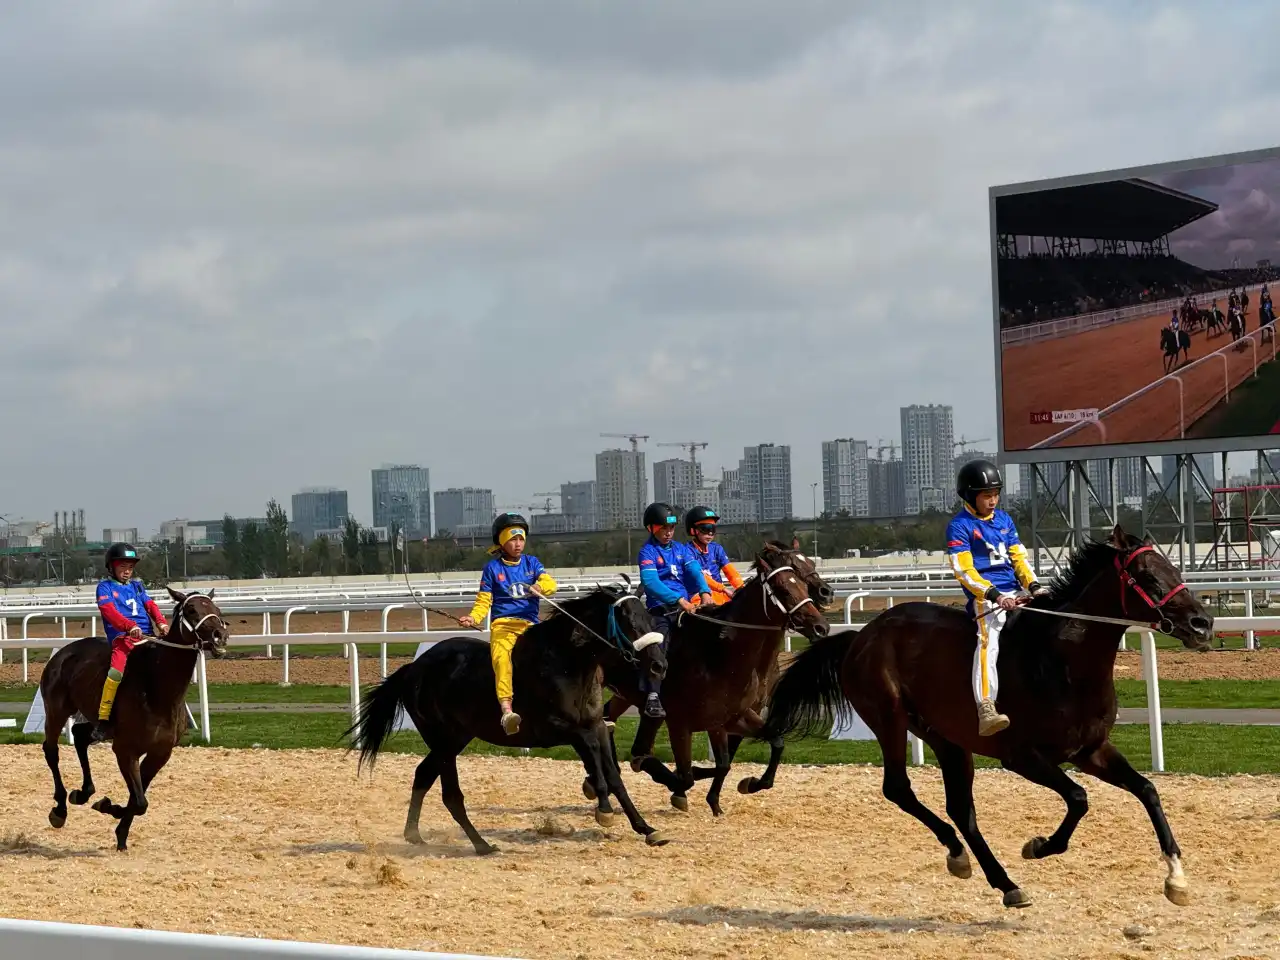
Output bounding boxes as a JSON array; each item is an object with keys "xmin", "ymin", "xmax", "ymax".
[
  {"xmin": 693, "ymin": 524, "xmax": 716, "ymax": 545},
  {"xmin": 975, "ymin": 490, "xmax": 1000, "ymax": 515},
  {"xmin": 112, "ymin": 560, "xmax": 136, "ymax": 582},
  {"xmin": 653, "ymin": 524, "xmax": 676, "ymax": 545},
  {"xmin": 501, "ymin": 535, "xmax": 525, "ymax": 560}
]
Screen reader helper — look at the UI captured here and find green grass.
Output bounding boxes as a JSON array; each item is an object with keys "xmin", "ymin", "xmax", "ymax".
[
  {"xmin": 1186, "ymin": 334, "xmax": 1280, "ymax": 439},
  {"xmin": 5, "ymin": 712, "xmax": 1276, "ymax": 776}
]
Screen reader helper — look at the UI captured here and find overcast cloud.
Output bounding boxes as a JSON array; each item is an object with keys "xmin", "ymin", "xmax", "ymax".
[{"xmin": 3, "ymin": 1, "xmax": 1279, "ymax": 533}]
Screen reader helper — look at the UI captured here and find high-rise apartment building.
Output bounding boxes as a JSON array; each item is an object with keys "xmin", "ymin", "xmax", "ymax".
[
  {"xmin": 901, "ymin": 404, "xmax": 954, "ymax": 515},
  {"xmin": 821, "ymin": 439, "xmax": 870, "ymax": 517},
  {"xmin": 595, "ymin": 448, "xmax": 647, "ymax": 529},
  {"xmin": 433, "ymin": 487, "xmax": 495, "ymax": 539},
  {"xmin": 290, "ymin": 488, "xmax": 349, "ymax": 544},
  {"xmin": 371, "ymin": 464, "xmax": 431, "ymax": 538}
]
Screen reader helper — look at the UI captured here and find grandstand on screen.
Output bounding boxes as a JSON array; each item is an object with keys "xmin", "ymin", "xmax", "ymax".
[{"xmin": 996, "ymin": 178, "xmax": 1275, "ymax": 330}]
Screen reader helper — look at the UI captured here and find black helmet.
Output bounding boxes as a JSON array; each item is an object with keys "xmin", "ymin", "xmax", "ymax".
[
  {"xmin": 643, "ymin": 502, "xmax": 679, "ymax": 529},
  {"xmin": 105, "ymin": 542, "xmax": 140, "ymax": 572},
  {"xmin": 956, "ymin": 459, "xmax": 1003, "ymax": 508},
  {"xmin": 685, "ymin": 505, "xmax": 720, "ymax": 532},
  {"xmin": 491, "ymin": 513, "xmax": 529, "ymax": 545}
]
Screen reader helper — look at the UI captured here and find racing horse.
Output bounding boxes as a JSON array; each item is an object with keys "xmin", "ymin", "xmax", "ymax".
[
  {"xmin": 38, "ymin": 588, "xmax": 228, "ymax": 850},
  {"xmin": 588, "ymin": 541, "xmax": 831, "ymax": 817},
  {"xmin": 1160, "ymin": 325, "xmax": 1190, "ymax": 372},
  {"xmin": 347, "ymin": 582, "xmax": 672, "ymax": 852},
  {"xmin": 759, "ymin": 525, "xmax": 1213, "ymax": 909}
]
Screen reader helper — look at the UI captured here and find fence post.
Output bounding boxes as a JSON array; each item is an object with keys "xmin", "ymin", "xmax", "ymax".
[
  {"xmin": 1141, "ymin": 630, "xmax": 1164, "ymax": 773},
  {"xmin": 196, "ymin": 650, "xmax": 211, "ymax": 743}
]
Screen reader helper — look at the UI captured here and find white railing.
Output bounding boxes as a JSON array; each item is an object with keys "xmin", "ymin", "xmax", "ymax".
[
  {"xmin": 0, "ymin": 917, "xmax": 520, "ymax": 960},
  {"xmin": 1000, "ymin": 282, "xmax": 1267, "ymax": 346}
]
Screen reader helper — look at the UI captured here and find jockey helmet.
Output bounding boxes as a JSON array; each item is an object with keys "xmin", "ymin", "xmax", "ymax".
[
  {"xmin": 490, "ymin": 513, "xmax": 528, "ymax": 546},
  {"xmin": 104, "ymin": 542, "xmax": 139, "ymax": 572},
  {"xmin": 643, "ymin": 502, "xmax": 679, "ymax": 529},
  {"xmin": 956, "ymin": 459, "xmax": 1003, "ymax": 509},
  {"xmin": 684, "ymin": 505, "xmax": 720, "ymax": 532}
]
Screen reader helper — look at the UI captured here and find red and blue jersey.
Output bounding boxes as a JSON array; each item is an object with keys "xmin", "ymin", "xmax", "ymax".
[
  {"xmin": 638, "ymin": 538, "xmax": 709, "ymax": 609},
  {"xmin": 96, "ymin": 578, "xmax": 165, "ymax": 642}
]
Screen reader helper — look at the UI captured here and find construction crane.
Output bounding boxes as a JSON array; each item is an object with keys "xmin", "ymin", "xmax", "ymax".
[
  {"xmin": 600, "ymin": 432, "xmax": 649, "ymax": 452},
  {"xmin": 532, "ymin": 492, "xmax": 561, "ymax": 514},
  {"xmin": 875, "ymin": 438, "xmax": 899, "ymax": 460},
  {"xmin": 953, "ymin": 435, "xmax": 991, "ymax": 453},
  {"xmin": 657, "ymin": 440, "xmax": 709, "ymax": 471}
]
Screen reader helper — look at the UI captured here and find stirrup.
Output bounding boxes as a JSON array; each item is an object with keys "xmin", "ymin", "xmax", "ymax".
[{"xmin": 643, "ymin": 695, "xmax": 666, "ymax": 720}]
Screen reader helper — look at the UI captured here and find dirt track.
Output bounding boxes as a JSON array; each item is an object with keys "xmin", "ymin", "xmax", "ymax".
[
  {"xmin": 0, "ymin": 747, "xmax": 1276, "ymax": 959},
  {"xmin": 1001, "ymin": 300, "xmax": 1272, "ymax": 451}
]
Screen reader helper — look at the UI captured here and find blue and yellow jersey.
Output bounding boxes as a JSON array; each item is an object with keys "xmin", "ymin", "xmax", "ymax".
[
  {"xmin": 945, "ymin": 505, "xmax": 1036, "ymax": 612},
  {"xmin": 638, "ymin": 538, "xmax": 709, "ymax": 610},
  {"xmin": 468, "ymin": 554, "xmax": 557, "ymax": 625}
]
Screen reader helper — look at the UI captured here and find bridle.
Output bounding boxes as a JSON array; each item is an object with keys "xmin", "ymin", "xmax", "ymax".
[
  {"xmin": 1114, "ymin": 545, "xmax": 1184, "ymax": 635},
  {"xmin": 539, "ymin": 589, "xmax": 658, "ymax": 664},
  {"xmin": 139, "ymin": 593, "xmax": 227, "ymax": 654},
  {"xmin": 679, "ymin": 556, "xmax": 819, "ymax": 633}
]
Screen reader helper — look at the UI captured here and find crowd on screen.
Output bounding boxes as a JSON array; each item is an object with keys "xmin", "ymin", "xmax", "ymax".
[{"xmin": 998, "ymin": 254, "xmax": 1280, "ymax": 329}]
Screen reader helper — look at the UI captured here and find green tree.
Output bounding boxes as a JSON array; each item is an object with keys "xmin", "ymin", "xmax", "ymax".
[
  {"xmin": 222, "ymin": 515, "xmax": 241, "ymax": 579},
  {"xmin": 241, "ymin": 521, "xmax": 265, "ymax": 578},
  {"xmin": 265, "ymin": 498, "xmax": 291, "ymax": 577},
  {"xmin": 342, "ymin": 517, "xmax": 361, "ymax": 574},
  {"xmin": 359, "ymin": 527, "xmax": 382, "ymax": 574}
]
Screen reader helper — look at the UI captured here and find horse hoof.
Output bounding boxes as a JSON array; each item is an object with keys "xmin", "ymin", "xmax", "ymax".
[
  {"xmin": 670, "ymin": 795, "xmax": 689, "ymax": 813},
  {"xmin": 709, "ymin": 805, "xmax": 724, "ymax": 818},
  {"xmin": 629, "ymin": 756, "xmax": 645, "ymax": 774},
  {"xmin": 646, "ymin": 831, "xmax": 670, "ymax": 847},
  {"xmin": 946, "ymin": 852, "xmax": 972, "ymax": 879},
  {"xmin": 48, "ymin": 809, "xmax": 66, "ymax": 829},
  {"xmin": 403, "ymin": 828, "xmax": 423, "ymax": 846},
  {"xmin": 1002, "ymin": 888, "xmax": 1032, "ymax": 909},
  {"xmin": 475, "ymin": 842, "xmax": 498, "ymax": 857},
  {"xmin": 582, "ymin": 778, "xmax": 597, "ymax": 801},
  {"xmin": 1164, "ymin": 877, "xmax": 1190, "ymax": 906},
  {"xmin": 594, "ymin": 810, "xmax": 615, "ymax": 828},
  {"xmin": 1022, "ymin": 836, "xmax": 1049, "ymax": 860},
  {"xmin": 737, "ymin": 777, "xmax": 756, "ymax": 795},
  {"xmin": 68, "ymin": 789, "xmax": 93, "ymax": 806},
  {"xmin": 91, "ymin": 797, "xmax": 111, "ymax": 815}
]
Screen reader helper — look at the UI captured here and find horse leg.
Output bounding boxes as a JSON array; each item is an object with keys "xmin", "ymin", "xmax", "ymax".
[
  {"xmin": 935, "ymin": 739, "xmax": 1029, "ymax": 907},
  {"xmin": 68, "ymin": 723, "xmax": 96, "ymax": 806},
  {"xmin": 584, "ymin": 696, "xmax": 627, "ymax": 801},
  {"xmin": 436, "ymin": 749, "xmax": 496, "ymax": 856},
  {"xmin": 590, "ymin": 721, "xmax": 668, "ymax": 846},
  {"xmin": 1002, "ymin": 750, "xmax": 1090, "ymax": 860},
  {"xmin": 666, "ymin": 724, "xmax": 698, "ymax": 813},
  {"xmin": 696, "ymin": 730, "xmax": 733, "ymax": 817},
  {"xmin": 1075, "ymin": 740, "xmax": 1189, "ymax": 906},
  {"xmin": 629, "ymin": 714, "xmax": 686, "ymax": 795},
  {"xmin": 871, "ymin": 722, "xmax": 969, "ymax": 880},
  {"xmin": 112, "ymin": 746, "xmax": 170, "ymax": 852},
  {"xmin": 403, "ymin": 752, "xmax": 441, "ymax": 844},
  {"xmin": 565, "ymin": 725, "xmax": 619, "ymax": 827},
  {"xmin": 729, "ymin": 708, "xmax": 784, "ymax": 795},
  {"xmin": 42, "ymin": 731, "xmax": 69, "ymax": 829}
]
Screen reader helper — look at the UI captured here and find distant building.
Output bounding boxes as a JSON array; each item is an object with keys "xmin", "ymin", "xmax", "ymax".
[
  {"xmin": 901, "ymin": 404, "xmax": 954, "ymax": 515},
  {"xmin": 740, "ymin": 444, "xmax": 792, "ymax": 521},
  {"xmin": 822, "ymin": 439, "xmax": 870, "ymax": 517},
  {"xmin": 867, "ymin": 459, "xmax": 906, "ymax": 517},
  {"xmin": 372, "ymin": 464, "xmax": 431, "ymax": 537},
  {"xmin": 560, "ymin": 480, "xmax": 596, "ymax": 531},
  {"xmin": 654, "ymin": 458, "xmax": 703, "ymax": 510},
  {"xmin": 102, "ymin": 527, "xmax": 140, "ymax": 545},
  {"xmin": 290, "ymin": 488, "xmax": 349, "ymax": 544},
  {"xmin": 433, "ymin": 487, "xmax": 495, "ymax": 539},
  {"xmin": 595, "ymin": 449, "xmax": 647, "ymax": 529}
]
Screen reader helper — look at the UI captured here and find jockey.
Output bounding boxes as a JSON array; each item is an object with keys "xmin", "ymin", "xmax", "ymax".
[
  {"xmin": 637, "ymin": 502, "xmax": 712, "ymax": 719},
  {"xmin": 945, "ymin": 461, "xmax": 1048, "ymax": 737},
  {"xmin": 91, "ymin": 542, "xmax": 169, "ymax": 742},
  {"xmin": 458, "ymin": 513, "xmax": 557, "ymax": 736},
  {"xmin": 684, "ymin": 506, "xmax": 743, "ymax": 605},
  {"xmin": 1169, "ymin": 309, "xmax": 1180, "ymax": 332}
]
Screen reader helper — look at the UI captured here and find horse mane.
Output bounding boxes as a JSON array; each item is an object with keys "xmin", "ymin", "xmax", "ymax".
[
  {"xmin": 531, "ymin": 586, "xmax": 619, "ymax": 649},
  {"xmin": 1037, "ymin": 537, "xmax": 1118, "ymax": 609}
]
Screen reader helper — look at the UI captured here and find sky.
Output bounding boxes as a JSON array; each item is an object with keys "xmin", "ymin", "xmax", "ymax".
[
  {"xmin": 3, "ymin": 1, "xmax": 1280, "ymax": 535},
  {"xmin": 1158, "ymin": 157, "xmax": 1280, "ymax": 271}
]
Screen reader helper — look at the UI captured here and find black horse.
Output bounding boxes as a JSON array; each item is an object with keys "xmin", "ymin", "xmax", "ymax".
[
  {"xmin": 760, "ymin": 526, "xmax": 1213, "ymax": 909},
  {"xmin": 1159, "ymin": 326, "xmax": 1190, "ymax": 372},
  {"xmin": 347, "ymin": 582, "xmax": 672, "ymax": 853}
]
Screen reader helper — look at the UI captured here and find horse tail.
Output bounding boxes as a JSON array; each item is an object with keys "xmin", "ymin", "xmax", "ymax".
[
  {"xmin": 344, "ymin": 661, "xmax": 416, "ymax": 774},
  {"xmin": 758, "ymin": 631, "xmax": 854, "ymax": 742}
]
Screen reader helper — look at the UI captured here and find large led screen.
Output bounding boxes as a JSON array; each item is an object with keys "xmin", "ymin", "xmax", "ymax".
[{"xmin": 994, "ymin": 149, "xmax": 1280, "ymax": 456}]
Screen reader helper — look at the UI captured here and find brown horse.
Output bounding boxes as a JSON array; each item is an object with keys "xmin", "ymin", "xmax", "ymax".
[
  {"xmin": 39, "ymin": 588, "xmax": 229, "ymax": 850},
  {"xmin": 761, "ymin": 526, "xmax": 1213, "ymax": 909},
  {"xmin": 590, "ymin": 542, "xmax": 831, "ymax": 816}
]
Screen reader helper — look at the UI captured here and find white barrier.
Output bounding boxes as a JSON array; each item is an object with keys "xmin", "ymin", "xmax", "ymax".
[{"xmin": 0, "ymin": 917, "xmax": 520, "ymax": 960}]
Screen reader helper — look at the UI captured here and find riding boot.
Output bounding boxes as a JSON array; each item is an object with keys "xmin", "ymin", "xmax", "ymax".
[
  {"xmin": 499, "ymin": 698, "xmax": 521, "ymax": 736},
  {"xmin": 643, "ymin": 692, "xmax": 666, "ymax": 719},
  {"xmin": 977, "ymin": 698, "xmax": 1010, "ymax": 736},
  {"xmin": 91, "ymin": 673, "xmax": 121, "ymax": 742}
]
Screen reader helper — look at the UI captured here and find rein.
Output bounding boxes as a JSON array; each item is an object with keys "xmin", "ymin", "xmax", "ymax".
[
  {"xmin": 136, "ymin": 593, "xmax": 226, "ymax": 653},
  {"xmin": 538, "ymin": 591, "xmax": 653, "ymax": 663},
  {"xmin": 678, "ymin": 564, "xmax": 816, "ymax": 632},
  {"xmin": 978, "ymin": 544, "xmax": 1184, "ymax": 635}
]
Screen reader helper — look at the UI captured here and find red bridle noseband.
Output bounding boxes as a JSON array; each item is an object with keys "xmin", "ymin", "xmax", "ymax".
[{"xmin": 1116, "ymin": 545, "xmax": 1185, "ymax": 634}]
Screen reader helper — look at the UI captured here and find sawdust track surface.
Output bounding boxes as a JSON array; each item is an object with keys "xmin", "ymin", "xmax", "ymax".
[{"xmin": 1, "ymin": 746, "xmax": 1277, "ymax": 959}]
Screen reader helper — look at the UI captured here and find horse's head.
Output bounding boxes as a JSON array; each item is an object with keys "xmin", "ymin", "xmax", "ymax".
[
  {"xmin": 166, "ymin": 587, "xmax": 230, "ymax": 658},
  {"xmin": 756, "ymin": 541, "xmax": 830, "ymax": 641},
  {"xmin": 786, "ymin": 548, "xmax": 835, "ymax": 610},
  {"xmin": 575, "ymin": 582, "xmax": 668, "ymax": 686},
  {"xmin": 1108, "ymin": 526, "xmax": 1213, "ymax": 651}
]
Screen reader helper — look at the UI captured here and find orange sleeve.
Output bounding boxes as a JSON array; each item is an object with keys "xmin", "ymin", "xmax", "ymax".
[{"xmin": 722, "ymin": 562, "xmax": 745, "ymax": 590}]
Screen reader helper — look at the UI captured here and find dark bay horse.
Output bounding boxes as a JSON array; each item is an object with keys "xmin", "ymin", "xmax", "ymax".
[
  {"xmin": 1160, "ymin": 326, "xmax": 1190, "ymax": 372},
  {"xmin": 39, "ymin": 588, "xmax": 228, "ymax": 850},
  {"xmin": 760, "ymin": 526, "xmax": 1213, "ymax": 909},
  {"xmin": 590, "ymin": 542, "xmax": 831, "ymax": 817},
  {"xmin": 347, "ymin": 583, "xmax": 671, "ymax": 852}
]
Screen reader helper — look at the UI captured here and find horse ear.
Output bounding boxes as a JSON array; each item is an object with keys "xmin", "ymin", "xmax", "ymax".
[
  {"xmin": 167, "ymin": 586, "xmax": 188, "ymax": 604},
  {"xmin": 1109, "ymin": 524, "xmax": 1129, "ymax": 549},
  {"xmin": 206, "ymin": 587, "xmax": 216, "ymax": 601}
]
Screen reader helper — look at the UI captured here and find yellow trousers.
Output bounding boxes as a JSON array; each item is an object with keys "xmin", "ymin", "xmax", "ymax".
[{"xmin": 490, "ymin": 617, "xmax": 533, "ymax": 701}]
